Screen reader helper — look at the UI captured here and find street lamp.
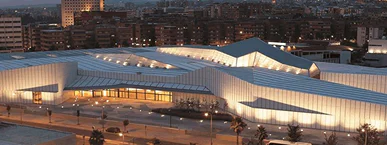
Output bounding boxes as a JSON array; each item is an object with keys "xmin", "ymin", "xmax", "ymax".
[
  {"xmin": 12, "ymin": 91, "xmax": 23, "ymax": 124},
  {"xmin": 119, "ymin": 133, "xmax": 124, "ymax": 144},
  {"xmin": 95, "ymin": 101, "xmax": 106, "ymax": 131},
  {"xmin": 362, "ymin": 129, "xmax": 367, "ymax": 145},
  {"xmin": 204, "ymin": 110, "xmax": 218, "ymax": 145}
]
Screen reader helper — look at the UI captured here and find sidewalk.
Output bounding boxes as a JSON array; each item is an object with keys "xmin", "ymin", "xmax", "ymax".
[{"xmin": 0, "ymin": 106, "xmax": 235, "ymax": 145}]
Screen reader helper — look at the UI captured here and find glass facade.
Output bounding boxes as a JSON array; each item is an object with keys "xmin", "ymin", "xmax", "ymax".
[{"xmin": 74, "ymin": 88, "xmax": 172, "ymax": 102}]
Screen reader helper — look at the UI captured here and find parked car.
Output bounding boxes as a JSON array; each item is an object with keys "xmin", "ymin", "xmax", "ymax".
[
  {"xmin": 147, "ymin": 138, "xmax": 161, "ymax": 145},
  {"xmin": 105, "ymin": 127, "xmax": 121, "ymax": 133}
]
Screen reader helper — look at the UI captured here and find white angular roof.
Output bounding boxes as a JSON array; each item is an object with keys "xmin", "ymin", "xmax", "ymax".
[{"xmin": 216, "ymin": 66, "xmax": 387, "ymax": 106}]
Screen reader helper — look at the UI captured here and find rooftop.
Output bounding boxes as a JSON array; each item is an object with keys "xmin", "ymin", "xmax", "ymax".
[
  {"xmin": 316, "ymin": 62, "xmax": 387, "ymax": 75},
  {"xmin": 216, "ymin": 66, "xmax": 387, "ymax": 106}
]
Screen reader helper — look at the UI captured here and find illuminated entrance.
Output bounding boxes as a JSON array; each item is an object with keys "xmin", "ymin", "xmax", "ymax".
[
  {"xmin": 74, "ymin": 88, "xmax": 172, "ymax": 102},
  {"xmin": 32, "ymin": 92, "xmax": 42, "ymax": 104}
]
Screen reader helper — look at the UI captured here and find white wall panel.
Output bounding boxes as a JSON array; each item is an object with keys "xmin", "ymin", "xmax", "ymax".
[
  {"xmin": 321, "ymin": 72, "xmax": 387, "ymax": 95},
  {"xmin": 64, "ymin": 66, "xmax": 387, "ymax": 132},
  {"xmin": 0, "ymin": 62, "xmax": 78, "ymax": 105}
]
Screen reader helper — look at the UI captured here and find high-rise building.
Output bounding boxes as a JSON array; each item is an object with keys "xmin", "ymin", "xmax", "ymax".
[
  {"xmin": 61, "ymin": 0, "xmax": 104, "ymax": 27},
  {"xmin": 357, "ymin": 27, "xmax": 385, "ymax": 47},
  {"xmin": 0, "ymin": 17, "xmax": 23, "ymax": 53}
]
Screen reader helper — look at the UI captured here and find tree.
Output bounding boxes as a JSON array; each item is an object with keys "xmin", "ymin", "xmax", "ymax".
[
  {"xmin": 293, "ymin": 24, "xmax": 301, "ymax": 43},
  {"xmin": 95, "ymin": 42, "xmax": 101, "ymax": 48},
  {"xmin": 285, "ymin": 124, "xmax": 302, "ymax": 142},
  {"xmin": 148, "ymin": 138, "xmax": 161, "ymax": 144},
  {"xmin": 77, "ymin": 110, "xmax": 80, "ymax": 125},
  {"xmin": 353, "ymin": 123, "xmax": 384, "ymax": 145},
  {"xmin": 89, "ymin": 129, "xmax": 105, "ymax": 145},
  {"xmin": 28, "ymin": 47, "xmax": 36, "ymax": 52},
  {"xmin": 49, "ymin": 45, "xmax": 57, "ymax": 51},
  {"xmin": 47, "ymin": 110, "xmax": 52, "ymax": 123},
  {"xmin": 6, "ymin": 105, "xmax": 11, "ymax": 117},
  {"xmin": 223, "ymin": 102, "xmax": 228, "ymax": 112},
  {"xmin": 255, "ymin": 126, "xmax": 268, "ymax": 145},
  {"xmin": 324, "ymin": 132, "xmax": 338, "ymax": 145},
  {"xmin": 123, "ymin": 119, "xmax": 129, "ymax": 133},
  {"xmin": 230, "ymin": 116, "xmax": 247, "ymax": 145},
  {"xmin": 122, "ymin": 41, "xmax": 129, "ymax": 47}
]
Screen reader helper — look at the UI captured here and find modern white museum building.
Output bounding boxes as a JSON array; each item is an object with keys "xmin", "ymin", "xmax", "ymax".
[{"xmin": 1, "ymin": 38, "xmax": 387, "ymax": 132}]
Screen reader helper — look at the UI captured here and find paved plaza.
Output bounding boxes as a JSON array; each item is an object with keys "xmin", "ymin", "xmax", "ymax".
[{"xmin": 1, "ymin": 97, "xmax": 384, "ymax": 145}]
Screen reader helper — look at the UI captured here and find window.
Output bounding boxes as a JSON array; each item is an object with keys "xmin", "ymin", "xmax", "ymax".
[
  {"xmin": 33, "ymin": 92, "xmax": 42, "ymax": 104},
  {"xmin": 78, "ymin": 88, "xmax": 172, "ymax": 102}
]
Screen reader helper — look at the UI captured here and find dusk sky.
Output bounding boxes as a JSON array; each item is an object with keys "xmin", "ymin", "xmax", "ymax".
[{"xmin": 0, "ymin": 0, "xmax": 60, "ymax": 7}]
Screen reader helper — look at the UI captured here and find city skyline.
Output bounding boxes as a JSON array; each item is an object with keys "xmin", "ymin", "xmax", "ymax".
[
  {"xmin": 0, "ymin": 0, "xmax": 60, "ymax": 7},
  {"xmin": 0, "ymin": 0, "xmax": 160, "ymax": 8}
]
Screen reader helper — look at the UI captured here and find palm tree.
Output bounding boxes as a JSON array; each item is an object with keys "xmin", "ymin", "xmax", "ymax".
[
  {"xmin": 123, "ymin": 119, "xmax": 129, "ymax": 133},
  {"xmin": 255, "ymin": 126, "xmax": 268, "ymax": 145},
  {"xmin": 47, "ymin": 110, "xmax": 52, "ymax": 123},
  {"xmin": 89, "ymin": 129, "xmax": 105, "ymax": 145},
  {"xmin": 324, "ymin": 132, "xmax": 338, "ymax": 145},
  {"xmin": 285, "ymin": 124, "xmax": 302, "ymax": 142},
  {"xmin": 230, "ymin": 116, "xmax": 247, "ymax": 145},
  {"xmin": 353, "ymin": 123, "xmax": 384, "ymax": 145}
]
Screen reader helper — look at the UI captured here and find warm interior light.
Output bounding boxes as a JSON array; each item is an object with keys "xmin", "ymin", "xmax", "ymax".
[{"xmin": 166, "ymin": 64, "xmax": 171, "ymax": 69}]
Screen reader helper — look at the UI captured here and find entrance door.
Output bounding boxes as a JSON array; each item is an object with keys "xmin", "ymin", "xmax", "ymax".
[{"xmin": 32, "ymin": 92, "xmax": 42, "ymax": 104}]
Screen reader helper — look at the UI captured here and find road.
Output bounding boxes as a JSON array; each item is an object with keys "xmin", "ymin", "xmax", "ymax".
[{"xmin": 0, "ymin": 106, "xmax": 235, "ymax": 145}]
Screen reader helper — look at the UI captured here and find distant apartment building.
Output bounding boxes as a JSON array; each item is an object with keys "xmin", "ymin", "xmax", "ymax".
[
  {"xmin": 134, "ymin": 23, "xmax": 156, "ymax": 47},
  {"xmin": 234, "ymin": 21, "xmax": 265, "ymax": 41},
  {"xmin": 95, "ymin": 24, "xmax": 116, "ymax": 48},
  {"xmin": 41, "ymin": 30, "xmax": 65, "ymax": 50},
  {"xmin": 61, "ymin": 0, "xmax": 104, "ymax": 27},
  {"xmin": 187, "ymin": 23, "xmax": 205, "ymax": 45},
  {"xmin": 364, "ymin": 39, "xmax": 387, "ymax": 67},
  {"xmin": 74, "ymin": 11, "xmax": 127, "ymax": 26},
  {"xmin": 357, "ymin": 27, "xmax": 385, "ymax": 47},
  {"xmin": 207, "ymin": 21, "xmax": 234, "ymax": 46},
  {"xmin": 308, "ymin": 20, "xmax": 331, "ymax": 40},
  {"xmin": 0, "ymin": 17, "xmax": 23, "ymax": 53},
  {"xmin": 66, "ymin": 25, "xmax": 87, "ymax": 49},
  {"xmin": 155, "ymin": 24, "xmax": 184, "ymax": 46},
  {"xmin": 22, "ymin": 23, "xmax": 60, "ymax": 51}
]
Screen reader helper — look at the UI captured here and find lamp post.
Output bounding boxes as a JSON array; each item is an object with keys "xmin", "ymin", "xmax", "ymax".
[
  {"xmin": 47, "ymin": 109, "xmax": 52, "ymax": 123},
  {"xmin": 95, "ymin": 101, "xmax": 106, "ymax": 131},
  {"xmin": 12, "ymin": 92, "xmax": 23, "ymax": 124},
  {"xmin": 119, "ymin": 133, "xmax": 125, "ymax": 145},
  {"xmin": 205, "ymin": 110, "xmax": 218, "ymax": 145},
  {"xmin": 362, "ymin": 129, "xmax": 367, "ymax": 145}
]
